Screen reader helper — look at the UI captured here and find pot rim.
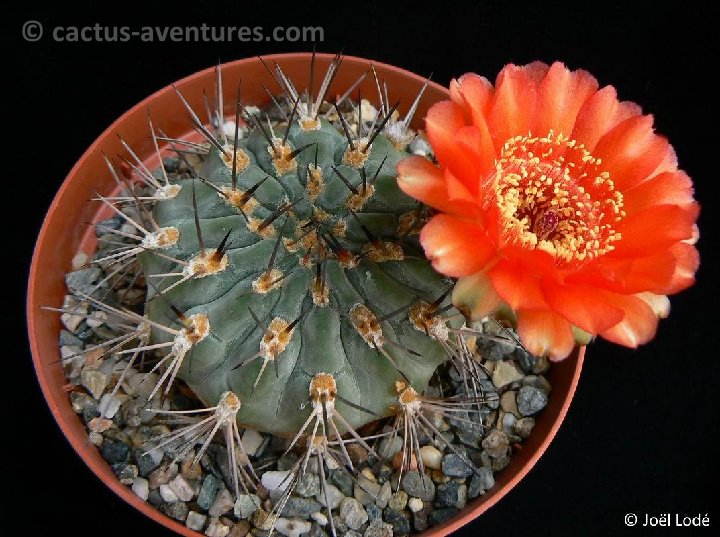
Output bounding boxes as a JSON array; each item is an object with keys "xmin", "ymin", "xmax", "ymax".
[{"xmin": 27, "ymin": 52, "xmax": 584, "ymax": 537}]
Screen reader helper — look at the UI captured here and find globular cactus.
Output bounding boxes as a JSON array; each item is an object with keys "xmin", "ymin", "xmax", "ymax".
[{"xmin": 136, "ymin": 57, "xmax": 455, "ymax": 437}]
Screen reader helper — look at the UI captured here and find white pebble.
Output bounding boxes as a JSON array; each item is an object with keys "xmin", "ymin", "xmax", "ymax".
[
  {"xmin": 72, "ymin": 252, "xmax": 89, "ymax": 270},
  {"xmin": 502, "ymin": 412, "xmax": 517, "ymax": 434},
  {"xmin": 149, "ymin": 446, "xmax": 164, "ymax": 466},
  {"xmin": 316, "ymin": 483, "xmax": 344, "ymax": 510},
  {"xmin": 311, "ymin": 511, "xmax": 328, "ymax": 526},
  {"xmin": 241, "ymin": 429, "xmax": 264, "ymax": 456},
  {"xmin": 205, "ymin": 518, "xmax": 230, "ymax": 537},
  {"xmin": 169, "ymin": 474, "xmax": 195, "ymax": 502},
  {"xmin": 61, "ymin": 305, "xmax": 87, "ymax": 332},
  {"xmin": 132, "ymin": 477, "xmax": 149, "ymax": 500},
  {"xmin": 500, "ymin": 391, "xmax": 520, "ymax": 417},
  {"xmin": 419, "ymin": 445, "xmax": 443, "ymax": 470},
  {"xmin": 159, "ymin": 483, "xmax": 179, "ymax": 502},
  {"xmin": 186, "ymin": 511, "xmax": 207, "ymax": 531},
  {"xmin": 126, "ymin": 372, "xmax": 159, "ymax": 398},
  {"xmin": 86, "ymin": 311, "xmax": 108, "ymax": 328},
  {"xmin": 81, "ymin": 369, "xmax": 108, "ymax": 399},
  {"xmin": 261, "ymin": 470, "xmax": 292, "ymax": 492},
  {"xmin": 492, "ymin": 360, "xmax": 524, "ymax": 388},
  {"xmin": 209, "ymin": 488, "xmax": 235, "ymax": 517},
  {"xmin": 408, "ymin": 497, "xmax": 423, "ymax": 513},
  {"xmin": 275, "ymin": 517, "xmax": 312, "ymax": 537}
]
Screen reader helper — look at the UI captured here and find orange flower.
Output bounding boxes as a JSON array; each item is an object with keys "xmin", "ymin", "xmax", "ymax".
[{"xmin": 398, "ymin": 62, "xmax": 699, "ymax": 360}]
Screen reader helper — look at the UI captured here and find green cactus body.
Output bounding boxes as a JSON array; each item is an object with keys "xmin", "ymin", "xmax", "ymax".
[{"xmin": 140, "ymin": 114, "xmax": 451, "ymax": 436}]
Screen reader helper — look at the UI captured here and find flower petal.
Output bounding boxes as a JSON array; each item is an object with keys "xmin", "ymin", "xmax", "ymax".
[
  {"xmin": 623, "ymin": 170, "xmax": 695, "ymax": 216},
  {"xmin": 568, "ymin": 250, "xmax": 678, "ymax": 295},
  {"xmin": 571, "ymin": 86, "xmax": 642, "ymax": 150},
  {"xmin": 396, "ymin": 156, "xmax": 477, "ymax": 215},
  {"xmin": 540, "ymin": 279, "xmax": 625, "ymax": 334},
  {"xmin": 486, "ymin": 260, "xmax": 547, "ymax": 310},
  {"xmin": 450, "ymin": 73, "xmax": 494, "ymax": 127},
  {"xmin": 452, "ymin": 126, "xmax": 495, "ymax": 193},
  {"xmin": 593, "ymin": 115, "xmax": 671, "ymax": 191},
  {"xmin": 532, "ymin": 62, "xmax": 599, "ymax": 137},
  {"xmin": 420, "ymin": 214, "xmax": 496, "ymax": 277},
  {"xmin": 611, "ymin": 203, "xmax": 700, "ymax": 257},
  {"xmin": 636, "ymin": 292, "xmax": 670, "ymax": 319},
  {"xmin": 488, "ymin": 64, "xmax": 538, "ymax": 150},
  {"xmin": 666, "ymin": 241, "xmax": 700, "ymax": 293},
  {"xmin": 453, "ymin": 271, "xmax": 503, "ymax": 320},
  {"xmin": 600, "ymin": 294, "xmax": 660, "ymax": 348},
  {"xmin": 517, "ymin": 309, "xmax": 575, "ymax": 361},
  {"xmin": 425, "ymin": 100, "xmax": 479, "ymax": 183}
]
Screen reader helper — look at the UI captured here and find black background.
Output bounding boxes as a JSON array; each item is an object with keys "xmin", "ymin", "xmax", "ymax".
[{"xmin": 6, "ymin": 2, "xmax": 719, "ymax": 535}]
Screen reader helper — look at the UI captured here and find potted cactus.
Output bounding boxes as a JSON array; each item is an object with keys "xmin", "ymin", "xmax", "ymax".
[{"xmin": 29, "ymin": 51, "xmax": 696, "ymax": 537}]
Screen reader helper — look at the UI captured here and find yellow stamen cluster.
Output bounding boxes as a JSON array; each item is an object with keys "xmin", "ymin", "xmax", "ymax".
[{"xmin": 492, "ymin": 132, "xmax": 625, "ymax": 264}]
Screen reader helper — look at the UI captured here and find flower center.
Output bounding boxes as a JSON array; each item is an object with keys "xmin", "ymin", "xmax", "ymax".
[{"xmin": 491, "ymin": 132, "xmax": 625, "ymax": 264}]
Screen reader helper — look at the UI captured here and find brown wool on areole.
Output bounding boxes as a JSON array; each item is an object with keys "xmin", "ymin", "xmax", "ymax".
[
  {"xmin": 185, "ymin": 249, "xmax": 229, "ymax": 278},
  {"xmin": 347, "ymin": 184, "xmax": 375, "ymax": 211},
  {"xmin": 361, "ymin": 240, "xmax": 404, "ymax": 262},
  {"xmin": 397, "ymin": 383, "xmax": 420, "ymax": 408},
  {"xmin": 182, "ymin": 313, "xmax": 211, "ymax": 345},
  {"xmin": 219, "ymin": 186, "xmax": 260, "ymax": 213},
  {"xmin": 219, "ymin": 390, "xmax": 242, "ymax": 413},
  {"xmin": 260, "ymin": 317, "xmax": 294, "ymax": 358},
  {"xmin": 396, "ymin": 209, "xmax": 425, "ymax": 237},
  {"xmin": 269, "ymin": 140, "xmax": 299, "ymax": 176},
  {"xmin": 409, "ymin": 301, "xmax": 450, "ymax": 340},
  {"xmin": 246, "ymin": 217, "xmax": 276, "ymax": 238},
  {"xmin": 219, "ymin": 146, "xmax": 251, "ymax": 173},
  {"xmin": 342, "ymin": 139, "xmax": 372, "ymax": 168},
  {"xmin": 299, "ymin": 117, "xmax": 321, "ymax": 131},
  {"xmin": 252, "ymin": 268, "xmax": 284, "ymax": 294},
  {"xmin": 331, "ymin": 219, "xmax": 347, "ymax": 238},
  {"xmin": 305, "ymin": 165, "xmax": 324, "ymax": 200},
  {"xmin": 334, "ymin": 248, "xmax": 359, "ymax": 268},
  {"xmin": 312, "ymin": 276, "xmax": 330, "ymax": 306},
  {"xmin": 309, "ymin": 373, "xmax": 337, "ymax": 403},
  {"xmin": 140, "ymin": 226, "xmax": 180, "ymax": 249},
  {"xmin": 350, "ymin": 304, "xmax": 384, "ymax": 347}
]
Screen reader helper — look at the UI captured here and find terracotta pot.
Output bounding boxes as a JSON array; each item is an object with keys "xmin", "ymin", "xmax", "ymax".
[{"xmin": 27, "ymin": 53, "xmax": 584, "ymax": 537}]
